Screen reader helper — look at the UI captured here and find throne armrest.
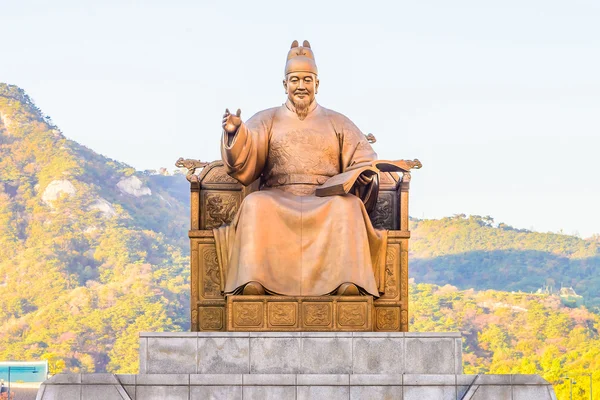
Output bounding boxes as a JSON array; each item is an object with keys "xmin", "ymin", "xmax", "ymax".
[
  {"xmin": 369, "ymin": 159, "xmax": 421, "ymax": 231},
  {"xmin": 178, "ymin": 159, "xmax": 258, "ymax": 231}
]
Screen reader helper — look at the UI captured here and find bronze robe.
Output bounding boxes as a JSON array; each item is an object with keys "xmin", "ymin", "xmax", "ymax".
[{"xmin": 214, "ymin": 103, "xmax": 387, "ymax": 296}]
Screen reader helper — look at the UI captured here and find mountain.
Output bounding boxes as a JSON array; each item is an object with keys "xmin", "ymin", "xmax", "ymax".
[
  {"xmin": 410, "ymin": 215, "xmax": 600, "ymax": 310},
  {"xmin": 0, "ymin": 83, "xmax": 190, "ymax": 373},
  {"xmin": 411, "ymin": 282, "xmax": 599, "ymax": 400},
  {"xmin": 1, "ymin": 84, "xmax": 599, "ymax": 385}
]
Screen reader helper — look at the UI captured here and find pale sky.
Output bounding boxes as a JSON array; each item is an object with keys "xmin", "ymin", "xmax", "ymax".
[{"xmin": 1, "ymin": 0, "xmax": 599, "ymax": 238}]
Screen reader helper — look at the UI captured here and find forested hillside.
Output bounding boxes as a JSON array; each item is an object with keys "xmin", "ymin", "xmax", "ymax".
[
  {"xmin": 0, "ymin": 84, "xmax": 190, "ymax": 373},
  {"xmin": 411, "ymin": 215, "xmax": 600, "ymax": 310},
  {"xmin": 411, "ymin": 283, "xmax": 600, "ymax": 400},
  {"xmin": 1, "ymin": 84, "xmax": 599, "ymax": 397}
]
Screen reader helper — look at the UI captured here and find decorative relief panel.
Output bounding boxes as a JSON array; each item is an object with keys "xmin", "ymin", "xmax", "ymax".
[
  {"xmin": 199, "ymin": 307, "xmax": 223, "ymax": 331},
  {"xmin": 227, "ymin": 296, "xmax": 372, "ymax": 331},
  {"xmin": 268, "ymin": 302, "xmax": 297, "ymax": 327},
  {"xmin": 233, "ymin": 302, "xmax": 263, "ymax": 327},
  {"xmin": 401, "ymin": 310, "xmax": 409, "ymax": 330},
  {"xmin": 202, "ymin": 165, "xmax": 239, "ymax": 184},
  {"xmin": 200, "ymin": 246, "xmax": 222, "ymax": 299},
  {"xmin": 191, "ymin": 309, "xmax": 198, "ymax": 326},
  {"xmin": 338, "ymin": 303, "xmax": 367, "ymax": 327},
  {"xmin": 370, "ymin": 192, "xmax": 394, "ymax": 230},
  {"xmin": 203, "ymin": 192, "xmax": 240, "ymax": 229},
  {"xmin": 401, "ymin": 245, "xmax": 409, "ymax": 300},
  {"xmin": 191, "ymin": 248, "xmax": 199, "ymax": 302},
  {"xmin": 375, "ymin": 307, "xmax": 400, "ymax": 331},
  {"xmin": 303, "ymin": 303, "xmax": 332, "ymax": 327},
  {"xmin": 382, "ymin": 245, "xmax": 399, "ymax": 300}
]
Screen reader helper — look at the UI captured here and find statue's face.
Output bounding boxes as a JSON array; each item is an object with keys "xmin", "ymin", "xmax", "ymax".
[{"xmin": 283, "ymin": 72, "xmax": 319, "ymax": 106}]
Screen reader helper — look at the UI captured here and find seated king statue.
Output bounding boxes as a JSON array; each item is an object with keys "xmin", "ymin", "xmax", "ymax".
[{"xmin": 214, "ymin": 40, "xmax": 387, "ymax": 298}]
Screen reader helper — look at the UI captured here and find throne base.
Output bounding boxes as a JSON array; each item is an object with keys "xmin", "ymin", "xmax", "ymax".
[{"xmin": 227, "ymin": 295, "xmax": 373, "ymax": 332}]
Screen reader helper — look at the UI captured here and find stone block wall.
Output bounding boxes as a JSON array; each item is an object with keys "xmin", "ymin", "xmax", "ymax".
[
  {"xmin": 139, "ymin": 332, "xmax": 463, "ymax": 375},
  {"xmin": 36, "ymin": 332, "xmax": 558, "ymax": 400},
  {"xmin": 37, "ymin": 373, "xmax": 557, "ymax": 399}
]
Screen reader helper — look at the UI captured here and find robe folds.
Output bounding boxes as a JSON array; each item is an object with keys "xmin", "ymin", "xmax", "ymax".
[{"xmin": 214, "ymin": 103, "xmax": 387, "ymax": 297}]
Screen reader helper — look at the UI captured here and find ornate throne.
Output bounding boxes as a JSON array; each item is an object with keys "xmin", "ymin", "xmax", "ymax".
[{"xmin": 177, "ymin": 146, "xmax": 420, "ymax": 333}]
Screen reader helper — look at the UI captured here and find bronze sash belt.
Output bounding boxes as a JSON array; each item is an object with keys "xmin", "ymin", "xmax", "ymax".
[{"xmin": 266, "ymin": 174, "xmax": 331, "ymax": 187}]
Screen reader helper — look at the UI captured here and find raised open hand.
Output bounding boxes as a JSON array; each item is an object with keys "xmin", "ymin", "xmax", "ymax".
[{"xmin": 222, "ymin": 108, "xmax": 242, "ymax": 134}]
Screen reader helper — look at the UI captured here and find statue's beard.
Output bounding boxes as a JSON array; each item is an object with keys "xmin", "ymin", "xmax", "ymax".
[{"xmin": 292, "ymin": 96, "xmax": 311, "ymax": 120}]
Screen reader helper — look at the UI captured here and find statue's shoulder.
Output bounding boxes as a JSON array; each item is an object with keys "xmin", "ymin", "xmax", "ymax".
[
  {"xmin": 244, "ymin": 106, "xmax": 280, "ymax": 131},
  {"xmin": 249, "ymin": 106, "xmax": 280, "ymax": 122},
  {"xmin": 318, "ymin": 105, "xmax": 343, "ymax": 119},
  {"xmin": 318, "ymin": 105, "xmax": 360, "ymax": 132}
]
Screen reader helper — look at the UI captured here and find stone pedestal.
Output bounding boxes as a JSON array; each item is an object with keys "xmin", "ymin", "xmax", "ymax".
[
  {"xmin": 37, "ymin": 332, "xmax": 558, "ymax": 400},
  {"xmin": 139, "ymin": 332, "xmax": 463, "ymax": 375}
]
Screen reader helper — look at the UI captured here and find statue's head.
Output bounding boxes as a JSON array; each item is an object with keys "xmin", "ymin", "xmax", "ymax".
[{"xmin": 283, "ymin": 40, "xmax": 319, "ymax": 120}]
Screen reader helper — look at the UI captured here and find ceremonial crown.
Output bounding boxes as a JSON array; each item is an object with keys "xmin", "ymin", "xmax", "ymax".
[{"xmin": 285, "ymin": 40, "xmax": 318, "ymax": 76}]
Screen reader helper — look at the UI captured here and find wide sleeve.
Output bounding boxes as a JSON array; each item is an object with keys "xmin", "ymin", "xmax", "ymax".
[
  {"xmin": 336, "ymin": 116, "xmax": 378, "ymax": 172},
  {"xmin": 333, "ymin": 113, "xmax": 379, "ymax": 210},
  {"xmin": 221, "ymin": 110, "xmax": 273, "ymax": 186}
]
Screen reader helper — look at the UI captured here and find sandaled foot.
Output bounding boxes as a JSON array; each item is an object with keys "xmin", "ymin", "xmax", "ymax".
[
  {"xmin": 242, "ymin": 281, "xmax": 266, "ymax": 295},
  {"xmin": 336, "ymin": 282, "xmax": 360, "ymax": 296}
]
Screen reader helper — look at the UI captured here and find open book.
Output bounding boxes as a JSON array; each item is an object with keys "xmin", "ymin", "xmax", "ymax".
[{"xmin": 315, "ymin": 160, "xmax": 420, "ymax": 197}]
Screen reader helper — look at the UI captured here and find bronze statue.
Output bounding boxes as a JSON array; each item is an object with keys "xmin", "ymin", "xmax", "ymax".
[{"xmin": 215, "ymin": 40, "xmax": 388, "ymax": 297}]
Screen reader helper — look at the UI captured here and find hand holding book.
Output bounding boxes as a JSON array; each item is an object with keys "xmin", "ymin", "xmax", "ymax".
[{"xmin": 315, "ymin": 159, "xmax": 422, "ymax": 197}]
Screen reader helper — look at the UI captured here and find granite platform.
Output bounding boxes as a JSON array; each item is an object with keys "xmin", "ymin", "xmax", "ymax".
[
  {"xmin": 139, "ymin": 332, "xmax": 463, "ymax": 375},
  {"xmin": 36, "ymin": 332, "xmax": 558, "ymax": 399},
  {"xmin": 36, "ymin": 372, "xmax": 557, "ymax": 399}
]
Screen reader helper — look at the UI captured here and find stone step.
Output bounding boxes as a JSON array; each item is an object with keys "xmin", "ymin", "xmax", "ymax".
[{"xmin": 37, "ymin": 373, "xmax": 557, "ymax": 400}]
